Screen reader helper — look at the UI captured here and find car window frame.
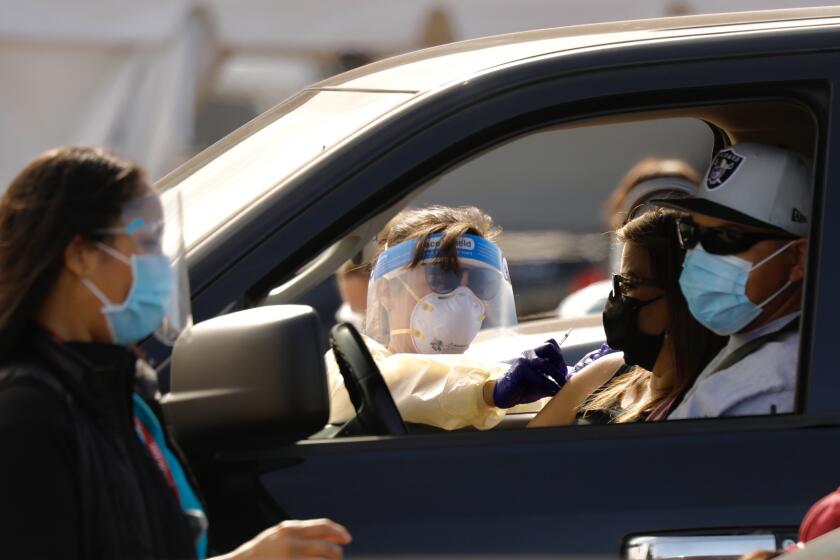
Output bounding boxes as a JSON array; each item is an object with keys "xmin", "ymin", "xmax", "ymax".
[
  {"xmin": 323, "ymin": 92, "xmax": 827, "ymax": 433},
  {"xmin": 338, "ymin": 84, "xmax": 826, "ymax": 436},
  {"xmin": 314, "ymin": 93, "xmax": 826, "ymax": 437}
]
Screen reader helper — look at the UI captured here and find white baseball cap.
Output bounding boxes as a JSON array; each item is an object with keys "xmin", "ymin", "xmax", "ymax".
[{"xmin": 654, "ymin": 143, "xmax": 812, "ymax": 236}]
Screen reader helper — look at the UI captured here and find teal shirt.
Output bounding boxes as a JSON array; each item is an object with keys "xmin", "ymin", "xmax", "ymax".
[{"xmin": 132, "ymin": 394, "xmax": 208, "ymax": 559}]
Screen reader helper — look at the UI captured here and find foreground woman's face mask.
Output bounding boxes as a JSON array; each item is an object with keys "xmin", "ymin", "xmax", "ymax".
[
  {"xmin": 82, "ymin": 242, "xmax": 173, "ymax": 346},
  {"xmin": 78, "ymin": 190, "xmax": 185, "ymax": 346}
]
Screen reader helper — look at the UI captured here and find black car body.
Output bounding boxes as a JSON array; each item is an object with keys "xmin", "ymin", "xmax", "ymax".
[{"xmin": 153, "ymin": 8, "xmax": 840, "ymax": 558}]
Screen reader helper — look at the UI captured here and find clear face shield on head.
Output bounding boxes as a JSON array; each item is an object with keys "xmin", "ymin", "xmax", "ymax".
[
  {"xmin": 91, "ymin": 191, "xmax": 192, "ymax": 346},
  {"xmin": 365, "ymin": 234, "xmax": 516, "ymax": 354}
]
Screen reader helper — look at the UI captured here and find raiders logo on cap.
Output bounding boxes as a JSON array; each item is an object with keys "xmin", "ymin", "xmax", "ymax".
[{"xmin": 706, "ymin": 148, "xmax": 744, "ymax": 190}]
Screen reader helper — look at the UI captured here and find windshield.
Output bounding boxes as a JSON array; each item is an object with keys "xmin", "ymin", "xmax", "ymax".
[{"xmin": 159, "ymin": 89, "xmax": 413, "ymax": 250}]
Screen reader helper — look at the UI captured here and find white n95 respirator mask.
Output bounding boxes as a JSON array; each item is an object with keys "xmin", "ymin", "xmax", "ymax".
[
  {"xmin": 396, "ymin": 286, "xmax": 485, "ymax": 354},
  {"xmin": 367, "ymin": 233, "xmax": 517, "ymax": 351}
]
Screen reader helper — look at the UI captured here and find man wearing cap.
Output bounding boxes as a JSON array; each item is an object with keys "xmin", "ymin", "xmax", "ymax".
[{"xmin": 656, "ymin": 143, "xmax": 810, "ymax": 418}]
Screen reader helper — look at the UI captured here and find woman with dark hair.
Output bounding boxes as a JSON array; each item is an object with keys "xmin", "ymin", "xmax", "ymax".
[
  {"xmin": 530, "ymin": 208, "xmax": 726, "ymax": 426},
  {"xmin": 0, "ymin": 146, "xmax": 351, "ymax": 559}
]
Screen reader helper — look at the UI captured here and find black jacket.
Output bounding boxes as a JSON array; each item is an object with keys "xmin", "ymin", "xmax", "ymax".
[{"xmin": 0, "ymin": 330, "xmax": 198, "ymax": 560}]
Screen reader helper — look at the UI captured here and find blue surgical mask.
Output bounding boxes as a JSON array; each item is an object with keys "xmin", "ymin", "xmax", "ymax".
[
  {"xmin": 679, "ymin": 243, "xmax": 794, "ymax": 336},
  {"xmin": 82, "ymin": 243, "xmax": 174, "ymax": 345}
]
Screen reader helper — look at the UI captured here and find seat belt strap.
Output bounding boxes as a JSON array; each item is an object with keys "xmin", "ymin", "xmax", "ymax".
[{"xmin": 712, "ymin": 317, "xmax": 800, "ymax": 375}]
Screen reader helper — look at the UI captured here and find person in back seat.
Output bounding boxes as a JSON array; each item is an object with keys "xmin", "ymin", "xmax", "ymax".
[
  {"xmin": 334, "ymin": 259, "xmax": 371, "ymax": 332},
  {"xmin": 655, "ymin": 143, "xmax": 810, "ymax": 418}
]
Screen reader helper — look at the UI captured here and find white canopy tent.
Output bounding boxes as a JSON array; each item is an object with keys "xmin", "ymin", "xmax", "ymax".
[
  {"xmin": 1, "ymin": 0, "xmax": 837, "ymax": 187},
  {"xmin": 0, "ymin": 1, "xmax": 217, "ymax": 185},
  {"xmin": 207, "ymin": 0, "xmax": 840, "ymax": 53}
]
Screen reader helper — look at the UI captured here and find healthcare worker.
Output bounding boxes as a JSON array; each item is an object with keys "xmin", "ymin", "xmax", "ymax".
[
  {"xmin": 0, "ymin": 147, "xmax": 351, "ymax": 559},
  {"xmin": 334, "ymin": 260, "xmax": 370, "ymax": 332},
  {"xmin": 326, "ymin": 205, "xmax": 569, "ymax": 430}
]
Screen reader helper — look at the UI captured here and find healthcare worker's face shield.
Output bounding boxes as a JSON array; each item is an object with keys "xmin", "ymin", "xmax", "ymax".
[
  {"xmin": 365, "ymin": 234, "xmax": 516, "ymax": 354},
  {"xmin": 94, "ymin": 191, "xmax": 192, "ymax": 345}
]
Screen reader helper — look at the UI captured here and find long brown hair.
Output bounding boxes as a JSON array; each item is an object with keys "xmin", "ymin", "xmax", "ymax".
[
  {"xmin": 581, "ymin": 208, "xmax": 726, "ymax": 422},
  {"xmin": 0, "ymin": 146, "xmax": 146, "ymax": 360}
]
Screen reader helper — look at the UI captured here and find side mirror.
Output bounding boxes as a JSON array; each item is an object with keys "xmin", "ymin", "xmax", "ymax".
[{"xmin": 162, "ymin": 305, "xmax": 329, "ymax": 447}]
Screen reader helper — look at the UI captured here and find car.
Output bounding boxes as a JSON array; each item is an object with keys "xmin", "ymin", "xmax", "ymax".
[
  {"xmin": 149, "ymin": 7, "xmax": 840, "ymax": 558},
  {"xmin": 557, "ymin": 278, "xmax": 612, "ymax": 319}
]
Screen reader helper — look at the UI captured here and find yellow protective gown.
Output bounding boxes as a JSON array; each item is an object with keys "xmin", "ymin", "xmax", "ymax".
[{"xmin": 325, "ymin": 335, "xmax": 546, "ymax": 430}]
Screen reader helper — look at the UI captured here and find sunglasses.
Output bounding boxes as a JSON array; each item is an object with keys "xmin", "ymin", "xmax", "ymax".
[
  {"xmin": 424, "ymin": 264, "xmax": 502, "ymax": 300},
  {"xmin": 612, "ymin": 273, "xmax": 662, "ymax": 299},
  {"xmin": 676, "ymin": 218, "xmax": 796, "ymax": 256}
]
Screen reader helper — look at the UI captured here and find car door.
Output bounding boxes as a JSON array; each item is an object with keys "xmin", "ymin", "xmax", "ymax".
[{"xmin": 186, "ymin": 26, "xmax": 840, "ymax": 558}]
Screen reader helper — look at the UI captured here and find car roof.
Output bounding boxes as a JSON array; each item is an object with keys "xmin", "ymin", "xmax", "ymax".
[
  {"xmin": 159, "ymin": 5, "xmax": 840, "ymax": 283},
  {"xmin": 314, "ymin": 7, "xmax": 840, "ymax": 93}
]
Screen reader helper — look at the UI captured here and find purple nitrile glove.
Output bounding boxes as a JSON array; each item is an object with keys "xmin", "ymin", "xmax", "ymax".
[
  {"xmin": 570, "ymin": 343, "xmax": 617, "ymax": 374},
  {"xmin": 492, "ymin": 339, "xmax": 568, "ymax": 409}
]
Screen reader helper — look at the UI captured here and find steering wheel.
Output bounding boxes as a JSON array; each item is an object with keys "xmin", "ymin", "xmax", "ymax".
[{"xmin": 329, "ymin": 323, "xmax": 407, "ymax": 436}]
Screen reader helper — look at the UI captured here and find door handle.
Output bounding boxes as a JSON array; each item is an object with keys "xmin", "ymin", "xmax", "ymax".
[{"xmin": 626, "ymin": 532, "xmax": 795, "ymax": 559}]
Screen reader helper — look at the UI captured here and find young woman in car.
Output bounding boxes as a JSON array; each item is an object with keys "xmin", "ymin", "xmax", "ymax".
[
  {"xmin": 326, "ymin": 205, "xmax": 569, "ymax": 430},
  {"xmin": 0, "ymin": 146, "xmax": 351, "ymax": 560},
  {"xmin": 529, "ymin": 208, "xmax": 727, "ymax": 426}
]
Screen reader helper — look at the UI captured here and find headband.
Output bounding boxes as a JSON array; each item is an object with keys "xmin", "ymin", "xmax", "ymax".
[{"xmin": 372, "ymin": 233, "xmax": 504, "ymax": 280}]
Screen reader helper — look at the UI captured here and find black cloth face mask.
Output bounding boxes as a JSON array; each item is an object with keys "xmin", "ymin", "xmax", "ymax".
[{"xmin": 602, "ymin": 288, "xmax": 665, "ymax": 372}]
